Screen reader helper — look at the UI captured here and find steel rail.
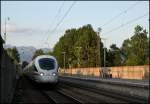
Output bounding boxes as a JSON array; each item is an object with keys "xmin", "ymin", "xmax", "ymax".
[
  {"xmin": 40, "ymin": 90, "xmax": 58, "ymax": 104},
  {"xmin": 59, "ymin": 80, "xmax": 148, "ymax": 104},
  {"xmin": 56, "ymin": 88, "xmax": 83, "ymax": 104},
  {"xmin": 57, "ymin": 83, "xmax": 127, "ymax": 103},
  {"xmin": 60, "ymin": 76, "xmax": 149, "ymax": 88},
  {"xmin": 40, "ymin": 89, "xmax": 83, "ymax": 104}
]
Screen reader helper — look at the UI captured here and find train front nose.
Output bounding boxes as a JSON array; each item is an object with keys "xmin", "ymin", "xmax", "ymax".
[{"xmin": 36, "ymin": 72, "xmax": 58, "ymax": 83}]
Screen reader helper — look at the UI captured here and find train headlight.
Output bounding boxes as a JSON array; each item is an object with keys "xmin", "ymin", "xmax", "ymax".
[
  {"xmin": 40, "ymin": 72, "xmax": 44, "ymax": 76},
  {"xmin": 52, "ymin": 72, "xmax": 56, "ymax": 76}
]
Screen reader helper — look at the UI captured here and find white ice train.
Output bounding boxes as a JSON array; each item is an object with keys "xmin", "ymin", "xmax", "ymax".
[{"xmin": 23, "ymin": 55, "xmax": 58, "ymax": 84}]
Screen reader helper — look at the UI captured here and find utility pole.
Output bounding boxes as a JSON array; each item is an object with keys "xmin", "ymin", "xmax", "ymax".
[
  {"xmin": 76, "ymin": 46, "xmax": 82, "ymax": 68},
  {"xmin": 101, "ymin": 38, "xmax": 107, "ymax": 67},
  {"xmin": 4, "ymin": 17, "xmax": 10, "ymax": 45},
  {"xmin": 62, "ymin": 52, "xmax": 66, "ymax": 73},
  {"xmin": 97, "ymin": 27, "xmax": 102, "ymax": 67}
]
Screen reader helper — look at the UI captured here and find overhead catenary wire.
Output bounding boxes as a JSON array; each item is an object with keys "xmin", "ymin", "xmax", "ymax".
[
  {"xmin": 101, "ymin": 1, "xmax": 140, "ymax": 28},
  {"xmin": 44, "ymin": 1, "xmax": 76, "ymax": 46},
  {"xmin": 52, "ymin": 1, "xmax": 76, "ymax": 33},
  {"xmin": 103, "ymin": 13, "xmax": 149, "ymax": 35},
  {"xmin": 40, "ymin": 1, "xmax": 65, "ymax": 48},
  {"xmin": 46, "ymin": 1, "xmax": 65, "ymax": 34}
]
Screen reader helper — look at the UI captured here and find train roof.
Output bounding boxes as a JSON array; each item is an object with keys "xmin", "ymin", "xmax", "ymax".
[
  {"xmin": 23, "ymin": 55, "xmax": 57, "ymax": 70},
  {"xmin": 35, "ymin": 55, "xmax": 56, "ymax": 60}
]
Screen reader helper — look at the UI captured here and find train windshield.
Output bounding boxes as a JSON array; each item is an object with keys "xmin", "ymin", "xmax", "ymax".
[{"xmin": 39, "ymin": 58, "xmax": 55, "ymax": 70}]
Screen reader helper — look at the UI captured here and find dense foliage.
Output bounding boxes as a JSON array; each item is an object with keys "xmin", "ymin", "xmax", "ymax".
[
  {"xmin": 53, "ymin": 24, "xmax": 104, "ymax": 68},
  {"xmin": 51, "ymin": 24, "xmax": 149, "ymax": 68},
  {"xmin": 6, "ymin": 47, "xmax": 20, "ymax": 64},
  {"xmin": 106, "ymin": 44, "xmax": 123, "ymax": 66},
  {"xmin": 121, "ymin": 25, "xmax": 149, "ymax": 65}
]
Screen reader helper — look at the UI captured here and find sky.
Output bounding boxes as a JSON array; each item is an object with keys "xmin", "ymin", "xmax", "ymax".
[{"xmin": 1, "ymin": 1, "xmax": 149, "ymax": 49}]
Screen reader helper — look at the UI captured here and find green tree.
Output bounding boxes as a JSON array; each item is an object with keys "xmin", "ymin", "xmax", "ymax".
[
  {"xmin": 107, "ymin": 44, "xmax": 122, "ymax": 66},
  {"xmin": 53, "ymin": 24, "xmax": 104, "ymax": 68},
  {"xmin": 12, "ymin": 47, "xmax": 20, "ymax": 63},
  {"xmin": 6, "ymin": 47, "xmax": 20, "ymax": 64},
  {"xmin": 74, "ymin": 24, "xmax": 103, "ymax": 67},
  {"xmin": 53, "ymin": 28, "xmax": 79, "ymax": 68},
  {"xmin": 32, "ymin": 49, "xmax": 44, "ymax": 60},
  {"xmin": 47, "ymin": 51, "xmax": 54, "ymax": 56},
  {"xmin": 121, "ymin": 25, "xmax": 149, "ymax": 65}
]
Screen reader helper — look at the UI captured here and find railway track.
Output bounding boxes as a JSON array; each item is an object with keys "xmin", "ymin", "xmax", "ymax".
[
  {"xmin": 57, "ymin": 83, "xmax": 128, "ymax": 103},
  {"xmin": 56, "ymin": 89, "xmax": 83, "ymax": 104},
  {"xmin": 39, "ymin": 84, "xmax": 126, "ymax": 104},
  {"xmin": 13, "ymin": 76, "xmax": 148, "ymax": 103},
  {"xmin": 12, "ymin": 76, "xmax": 54, "ymax": 103},
  {"xmin": 13, "ymin": 76, "xmax": 83, "ymax": 104},
  {"xmin": 40, "ymin": 89, "xmax": 83, "ymax": 104},
  {"xmin": 59, "ymin": 78, "xmax": 149, "ymax": 104}
]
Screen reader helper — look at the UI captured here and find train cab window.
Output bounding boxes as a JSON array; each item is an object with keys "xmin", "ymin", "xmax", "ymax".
[{"xmin": 38, "ymin": 58, "xmax": 55, "ymax": 70}]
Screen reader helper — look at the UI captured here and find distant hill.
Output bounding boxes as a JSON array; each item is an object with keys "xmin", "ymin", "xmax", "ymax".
[{"xmin": 4, "ymin": 44, "xmax": 52, "ymax": 62}]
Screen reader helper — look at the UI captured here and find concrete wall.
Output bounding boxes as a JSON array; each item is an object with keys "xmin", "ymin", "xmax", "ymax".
[{"xmin": 0, "ymin": 48, "xmax": 18, "ymax": 103}]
